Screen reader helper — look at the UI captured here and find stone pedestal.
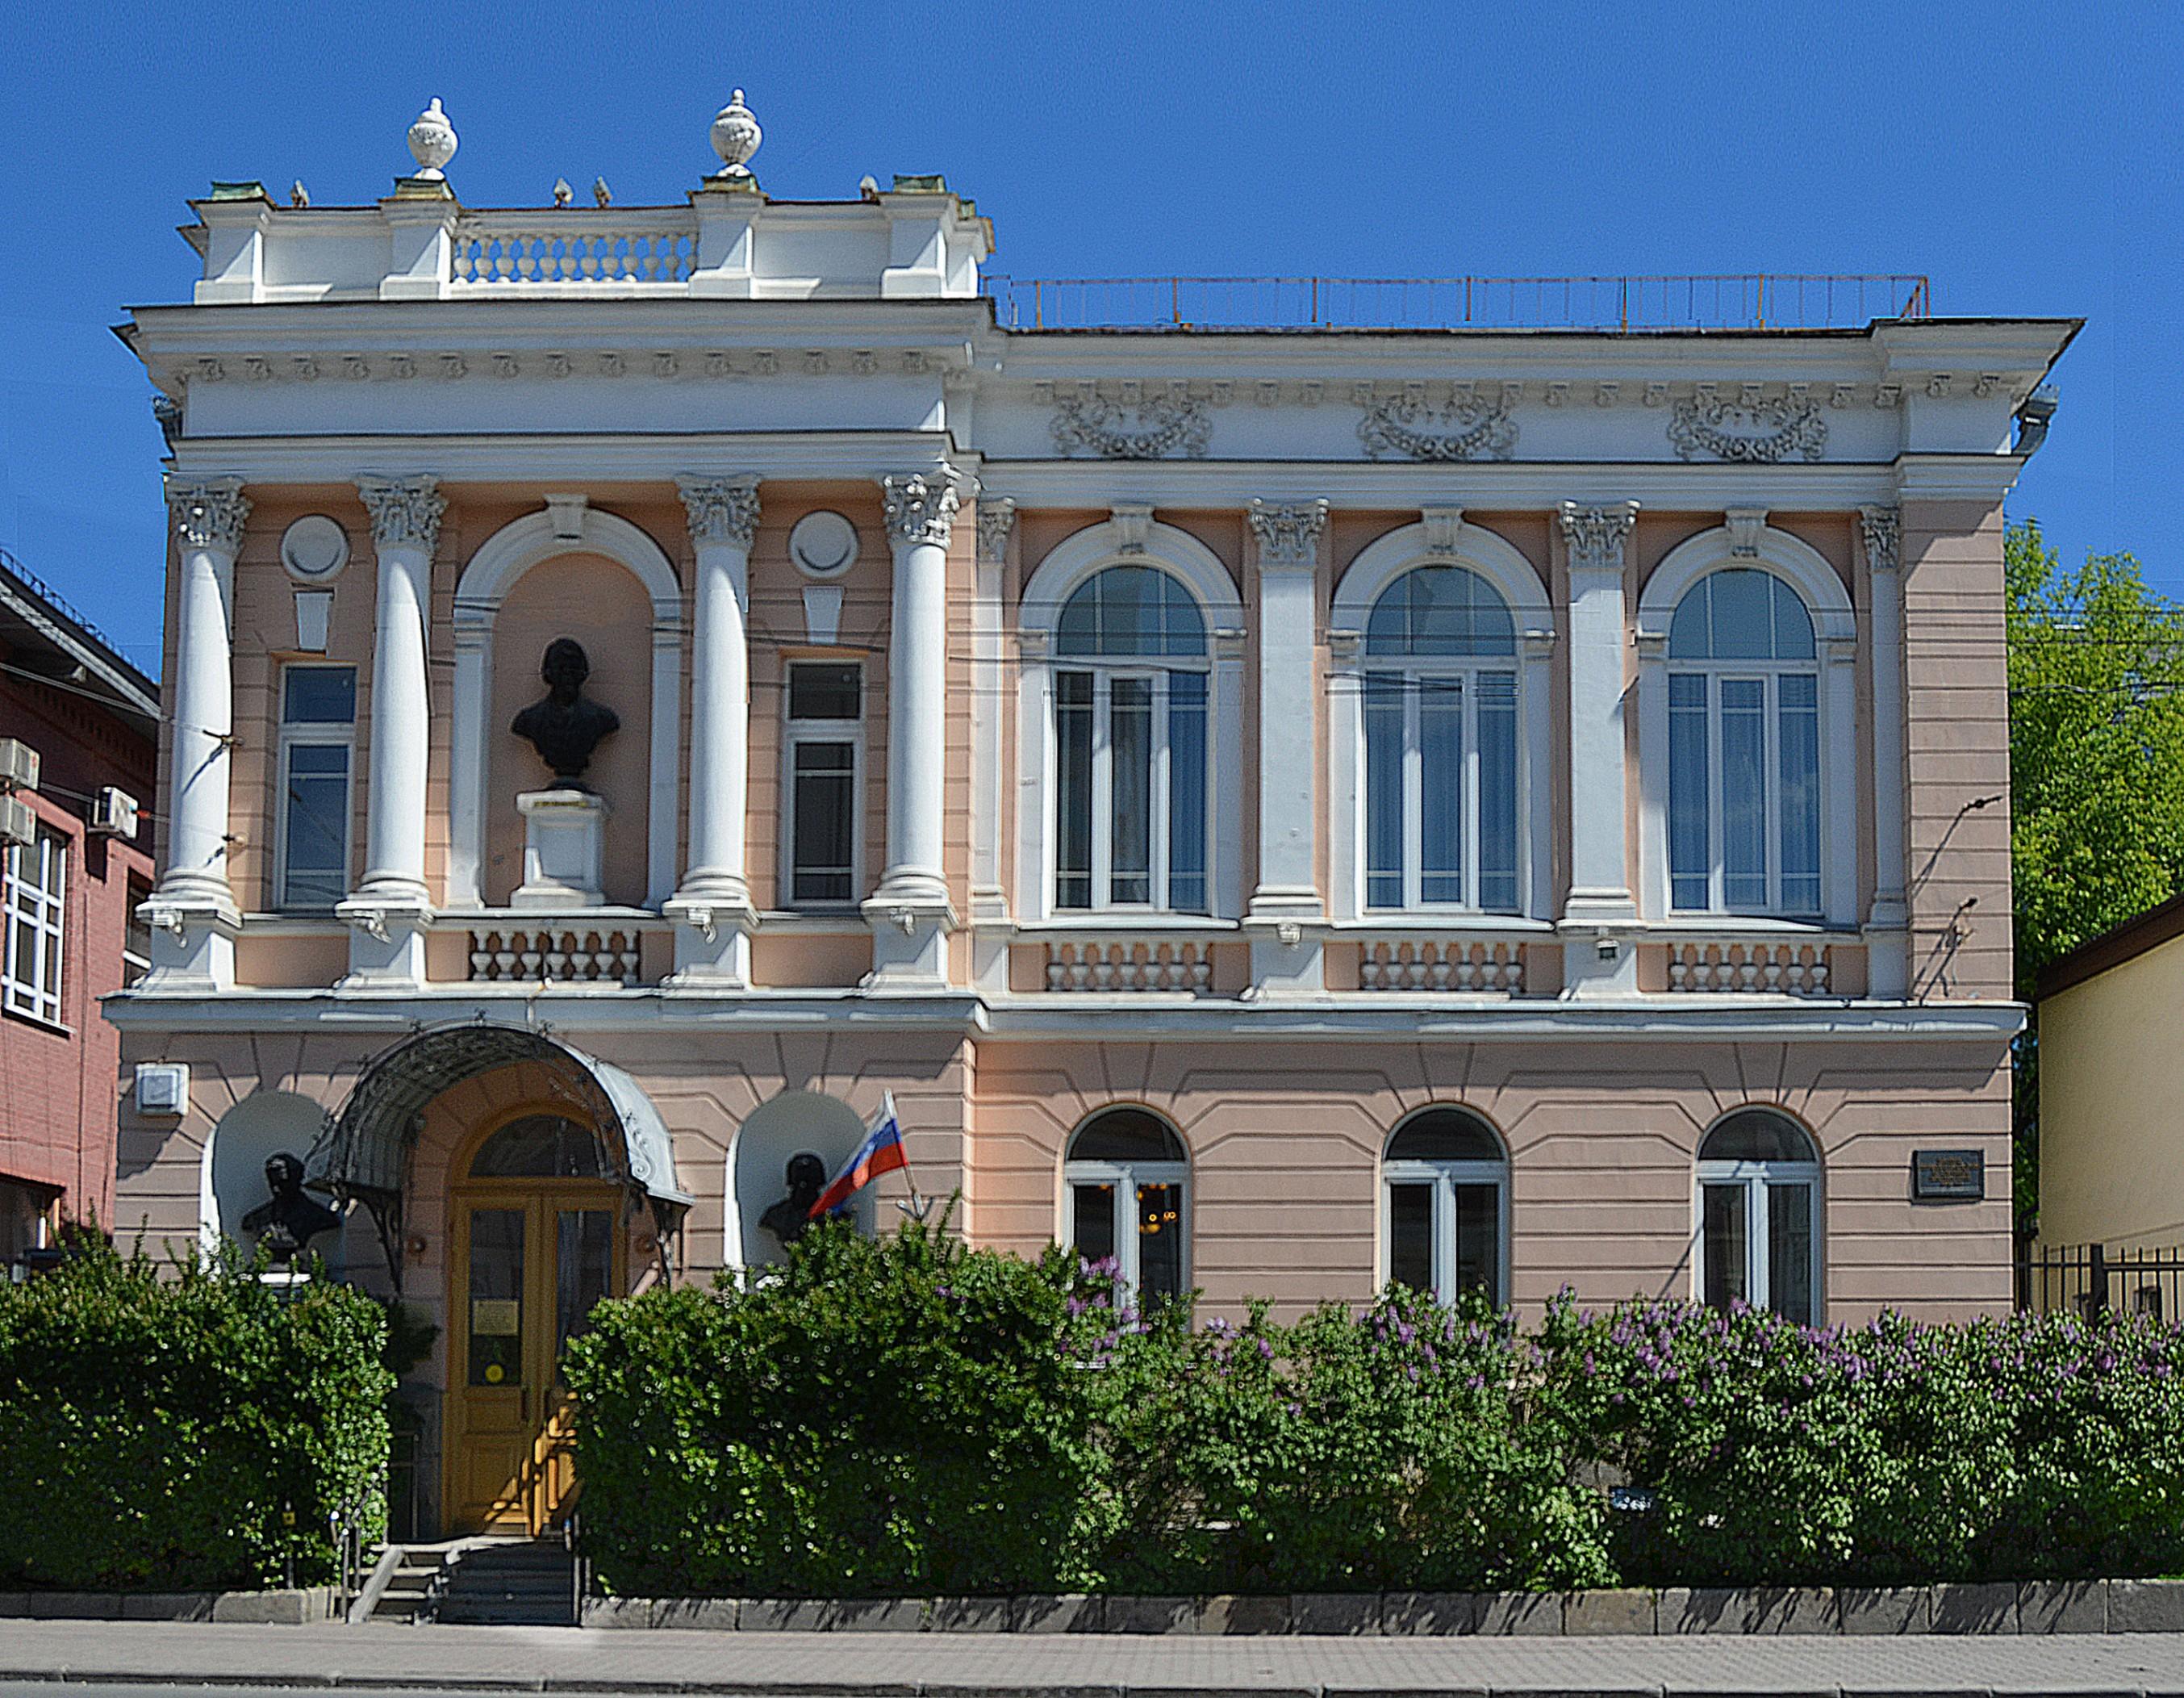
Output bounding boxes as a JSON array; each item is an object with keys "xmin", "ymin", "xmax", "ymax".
[{"xmin": 513, "ymin": 789, "xmax": 609, "ymax": 910}]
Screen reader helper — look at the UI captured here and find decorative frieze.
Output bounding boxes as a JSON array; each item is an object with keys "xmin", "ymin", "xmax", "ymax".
[
  {"xmin": 1557, "ymin": 501, "xmax": 1638, "ymax": 572},
  {"xmin": 1357, "ymin": 391, "xmax": 1518, "ymax": 462},
  {"xmin": 1667, "ymin": 394, "xmax": 1828, "ymax": 463},
  {"xmin": 356, "ymin": 475, "xmax": 446, "ymax": 551},
  {"xmin": 167, "ymin": 477, "xmax": 250, "ymax": 555},
  {"xmin": 881, "ymin": 468, "xmax": 966, "ymax": 547},
  {"xmin": 678, "ymin": 475, "xmax": 762, "ymax": 550},
  {"xmin": 1050, "ymin": 390, "xmax": 1209, "ymax": 459},
  {"xmin": 1247, "ymin": 499, "xmax": 1329, "ymax": 569},
  {"xmin": 1859, "ymin": 504, "xmax": 1901, "ymax": 573}
]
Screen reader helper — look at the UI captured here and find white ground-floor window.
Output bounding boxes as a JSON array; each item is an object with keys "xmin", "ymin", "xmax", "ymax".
[
  {"xmin": 1696, "ymin": 1108, "xmax": 1820, "ymax": 1324},
  {"xmin": 2, "ymin": 827, "xmax": 66, "ymax": 1027},
  {"xmin": 1063, "ymin": 1107, "xmax": 1189, "ymax": 1305},
  {"xmin": 1382, "ymin": 1106, "xmax": 1509, "ymax": 1307}
]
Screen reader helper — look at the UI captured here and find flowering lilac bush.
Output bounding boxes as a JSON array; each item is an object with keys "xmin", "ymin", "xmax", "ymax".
[{"xmin": 1538, "ymin": 1296, "xmax": 2184, "ymax": 1584}]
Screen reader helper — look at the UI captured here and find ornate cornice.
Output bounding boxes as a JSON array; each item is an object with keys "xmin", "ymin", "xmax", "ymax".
[
  {"xmin": 356, "ymin": 475, "xmax": 446, "ymax": 551},
  {"xmin": 1668, "ymin": 394, "xmax": 1828, "ymax": 464},
  {"xmin": 166, "ymin": 477, "xmax": 250, "ymax": 556},
  {"xmin": 1859, "ymin": 504, "xmax": 1901, "ymax": 572},
  {"xmin": 1050, "ymin": 392, "xmax": 1209, "ymax": 460},
  {"xmin": 975, "ymin": 496, "xmax": 1017, "ymax": 567},
  {"xmin": 677, "ymin": 475, "xmax": 762, "ymax": 550},
  {"xmin": 1247, "ymin": 499, "xmax": 1330, "ymax": 570},
  {"xmin": 1558, "ymin": 501, "xmax": 1639, "ymax": 572},
  {"xmin": 1358, "ymin": 393, "xmax": 1518, "ymax": 462},
  {"xmin": 881, "ymin": 468, "xmax": 966, "ymax": 548}
]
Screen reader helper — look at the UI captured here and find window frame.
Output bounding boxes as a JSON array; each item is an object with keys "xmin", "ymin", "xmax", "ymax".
[
  {"xmin": 274, "ymin": 663, "xmax": 357, "ymax": 914},
  {"xmin": 1363, "ymin": 660, "xmax": 1522, "ymax": 914},
  {"xmin": 1667, "ymin": 655, "xmax": 1823, "ymax": 918},
  {"xmin": 1063, "ymin": 1155, "xmax": 1192, "ymax": 1300},
  {"xmin": 779, "ymin": 659, "xmax": 866, "ymax": 910},
  {"xmin": 1052, "ymin": 658, "xmax": 1211, "ymax": 914},
  {"xmin": 1380, "ymin": 1153, "xmax": 1510, "ymax": 1307},
  {"xmin": 1695, "ymin": 1151, "xmax": 1823, "ymax": 1322},
  {"xmin": 2, "ymin": 828, "xmax": 67, "ymax": 1029}
]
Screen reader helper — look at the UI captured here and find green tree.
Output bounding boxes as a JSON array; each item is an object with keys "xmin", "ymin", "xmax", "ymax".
[{"xmin": 2006, "ymin": 519, "xmax": 2184, "ymax": 1225}]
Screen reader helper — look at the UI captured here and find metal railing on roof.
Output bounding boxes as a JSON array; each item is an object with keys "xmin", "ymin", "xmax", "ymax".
[
  {"xmin": 983, "ymin": 273, "xmax": 1930, "ymax": 333},
  {"xmin": 0, "ymin": 546, "xmax": 134, "ymax": 670}
]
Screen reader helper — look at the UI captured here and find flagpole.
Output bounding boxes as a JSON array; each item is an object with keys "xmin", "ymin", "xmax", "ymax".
[{"xmin": 886, "ymin": 1091, "xmax": 930, "ymax": 1222}]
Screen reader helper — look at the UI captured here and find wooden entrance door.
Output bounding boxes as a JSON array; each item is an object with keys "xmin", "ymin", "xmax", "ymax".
[{"xmin": 447, "ymin": 1133, "xmax": 625, "ymax": 1535}]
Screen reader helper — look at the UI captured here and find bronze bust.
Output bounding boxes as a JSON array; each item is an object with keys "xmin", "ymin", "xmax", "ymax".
[
  {"xmin": 512, "ymin": 637, "xmax": 620, "ymax": 789},
  {"xmin": 240, "ymin": 1152, "xmax": 342, "ymax": 1266},
  {"xmin": 758, "ymin": 1152, "xmax": 830, "ymax": 1248}
]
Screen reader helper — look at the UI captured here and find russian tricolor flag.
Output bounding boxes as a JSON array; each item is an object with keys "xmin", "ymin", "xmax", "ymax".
[{"xmin": 808, "ymin": 1095, "xmax": 910, "ymax": 1219}]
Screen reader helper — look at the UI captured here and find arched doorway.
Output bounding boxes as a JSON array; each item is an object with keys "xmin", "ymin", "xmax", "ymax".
[{"xmin": 446, "ymin": 1108, "xmax": 627, "ymax": 1536}]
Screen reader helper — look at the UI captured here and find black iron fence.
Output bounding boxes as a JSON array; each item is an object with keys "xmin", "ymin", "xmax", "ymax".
[{"xmin": 2015, "ymin": 1240, "xmax": 2184, "ymax": 1320}]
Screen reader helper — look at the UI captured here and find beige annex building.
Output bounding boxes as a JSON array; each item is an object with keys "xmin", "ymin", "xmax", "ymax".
[{"xmin": 108, "ymin": 95, "xmax": 2073, "ymax": 1535}]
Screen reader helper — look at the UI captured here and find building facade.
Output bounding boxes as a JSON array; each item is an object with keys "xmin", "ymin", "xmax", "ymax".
[
  {"xmin": 0, "ymin": 554, "xmax": 158, "ymax": 1264},
  {"xmin": 112, "ymin": 97, "xmax": 2072, "ymax": 1533}
]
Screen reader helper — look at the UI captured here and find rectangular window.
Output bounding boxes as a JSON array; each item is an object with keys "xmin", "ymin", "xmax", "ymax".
[
  {"xmin": 1071, "ymin": 1181, "xmax": 1116, "ymax": 1265},
  {"xmin": 1718, "ymin": 677, "xmax": 1768, "ymax": 909},
  {"xmin": 1777, "ymin": 674, "xmax": 1821, "ymax": 914},
  {"xmin": 1668, "ymin": 673, "xmax": 1710, "ymax": 910},
  {"xmin": 784, "ymin": 662, "xmax": 861, "ymax": 906},
  {"xmin": 1453, "ymin": 1181, "xmax": 1501, "ymax": 1307},
  {"xmin": 1055, "ymin": 672, "xmax": 1094, "ymax": 910},
  {"xmin": 1476, "ymin": 672, "xmax": 1519, "ymax": 914},
  {"xmin": 1109, "ymin": 676, "xmax": 1153, "ymax": 905},
  {"xmin": 1363, "ymin": 673, "xmax": 1405, "ymax": 910},
  {"xmin": 1388, "ymin": 1182, "xmax": 1434, "ymax": 1293},
  {"xmin": 2, "ymin": 830, "xmax": 66, "ymax": 1026},
  {"xmin": 1364, "ymin": 669, "xmax": 1520, "ymax": 914},
  {"xmin": 122, "ymin": 882, "xmax": 152, "ymax": 989},
  {"xmin": 1134, "ymin": 1181, "xmax": 1185, "ymax": 1303},
  {"xmin": 1700, "ymin": 1182, "xmax": 1748, "ymax": 1310},
  {"xmin": 1167, "ymin": 672, "xmax": 1208, "ymax": 914},
  {"xmin": 277, "ymin": 664, "xmax": 356, "ymax": 911},
  {"xmin": 466, "ymin": 1207, "xmax": 525, "ymax": 1388},
  {"xmin": 1418, "ymin": 677, "xmax": 1465, "ymax": 904},
  {"xmin": 1767, "ymin": 1181, "xmax": 1814, "ymax": 1324},
  {"xmin": 1054, "ymin": 667, "xmax": 1209, "ymax": 913}
]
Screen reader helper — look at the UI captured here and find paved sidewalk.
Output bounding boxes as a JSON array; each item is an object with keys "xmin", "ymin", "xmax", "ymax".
[{"xmin": 6, "ymin": 1620, "xmax": 2184, "ymax": 1696}]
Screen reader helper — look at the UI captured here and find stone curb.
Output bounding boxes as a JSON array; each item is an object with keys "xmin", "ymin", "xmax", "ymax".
[
  {"xmin": 581, "ymin": 1579, "xmax": 2184, "ymax": 1635},
  {"xmin": 0, "ymin": 1587, "xmax": 336, "ymax": 1625}
]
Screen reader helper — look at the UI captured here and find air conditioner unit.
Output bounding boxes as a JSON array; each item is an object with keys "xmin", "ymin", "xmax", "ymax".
[
  {"xmin": 89, "ymin": 786, "xmax": 139, "ymax": 839},
  {"xmin": 0, "ymin": 795, "xmax": 34, "ymax": 850},
  {"xmin": 0, "ymin": 739, "xmax": 39, "ymax": 793},
  {"xmin": 134, "ymin": 1062, "xmax": 190, "ymax": 1117}
]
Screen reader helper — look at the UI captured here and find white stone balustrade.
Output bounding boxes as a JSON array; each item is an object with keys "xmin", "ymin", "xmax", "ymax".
[
  {"xmin": 1667, "ymin": 939, "xmax": 1831, "ymax": 995},
  {"xmin": 1045, "ymin": 939, "xmax": 1214, "ymax": 994},
  {"xmin": 468, "ymin": 926, "xmax": 645, "ymax": 985},
  {"xmin": 1357, "ymin": 938, "xmax": 1526, "ymax": 993},
  {"xmin": 453, "ymin": 214, "xmax": 697, "ymax": 288}
]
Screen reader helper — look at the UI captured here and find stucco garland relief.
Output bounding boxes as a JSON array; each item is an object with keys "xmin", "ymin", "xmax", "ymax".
[
  {"xmin": 1356, "ymin": 389, "xmax": 1518, "ymax": 462},
  {"xmin": 1049, "ymin": 391, "xmax": 1211, "ymax": 459},
  {"xmin": 1667, "ymin": 391, "xmax": 1829, "ymax": 464}
]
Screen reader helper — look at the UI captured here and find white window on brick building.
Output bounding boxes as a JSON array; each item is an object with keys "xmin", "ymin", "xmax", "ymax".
[{"xmin": 2, "ymin": 827, "xmax": 66, "ymax": 1026}]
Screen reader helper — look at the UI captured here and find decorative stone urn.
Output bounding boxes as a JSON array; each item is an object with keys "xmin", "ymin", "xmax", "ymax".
[
  {"xmin": 407, "ymin": 98, "xmax": 458, "ymax": 179},
  {"xmin": 709, "ymin": 89, "xmax": 761, "ymax": 178}
]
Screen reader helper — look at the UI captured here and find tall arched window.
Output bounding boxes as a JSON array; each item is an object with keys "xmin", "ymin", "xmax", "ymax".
[
  {"xmin": 1053, "ymin": 567, "xmax": 1210, "ymax": 913},
  {"xmin": 1063, "ymin": 1107, "xmax": 1189, "ymax": 1303},
  {"xmin": 1697, "ymin": 1108, "xmax": 1819, "ymax": 1323},
  {"xmin": 1668, "ymin": 569, "xmax": 1822, "ymax": 915},
  {"xmin": 1363, "ymin": 567, "xmax": 1520, "ymax": 912},
  {"xmin": 1382, "ymin": 1106, "xmax": 1509, "ymax": 1307}
]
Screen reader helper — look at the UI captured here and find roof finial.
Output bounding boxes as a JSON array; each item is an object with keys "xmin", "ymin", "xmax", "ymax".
[
  {"xmin": 407, "ymin": 97, "xmax": 458, "ymax": 181},
  {"xmin": 553, "ymin": 177, "xmax": 573, "ymax": 207},
  {"xmin": 709, "ymin": 87, "xmax": 761, "ymax": 181}
]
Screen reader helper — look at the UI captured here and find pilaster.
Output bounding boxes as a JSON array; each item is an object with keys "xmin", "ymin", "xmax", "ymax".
[
  {"xmin": 1557, "ymin": 500, "xmax": 1641, "ymax": 993},
  {"xmin": 1244, "ymin": 497, "xmax": 1330, "ymax": 995}
]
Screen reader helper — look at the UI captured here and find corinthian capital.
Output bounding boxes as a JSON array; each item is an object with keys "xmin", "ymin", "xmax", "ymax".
[
  {"xmin": 1247, "ymin": 498, "xmax": 1330, "ymax": 570},
  {"xmin": 881, "ymin": 467, "xmax": 967, "ymax": 548},
  {"xmin": 1557, "ymin": 500, "xmax": 1639, "ymax": 572},
  {"xmin": 357, "ymin": 475, "xmax": 447, "ymax": 552},
  {"xmin": 167, "ymin": 477, "xmax": 250, "ymax": 556},
  {"xmin": 678, "ymin": 475, "xmax": 762, "ymax": 550},
  {"xmin": 1859, "ymin": 504, "xmax": 1901, "ymax": 572}
]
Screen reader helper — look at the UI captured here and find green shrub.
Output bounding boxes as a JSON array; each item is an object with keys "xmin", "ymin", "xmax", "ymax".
[{"xmin": 0, "ymin": 1241, "xmax": 392, "ymax": 1592}]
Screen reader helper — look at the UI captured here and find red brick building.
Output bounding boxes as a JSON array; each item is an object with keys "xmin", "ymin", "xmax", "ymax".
[{"xmin": 0, "ymin": 552, "xmax": 157, "ymax": 1265}]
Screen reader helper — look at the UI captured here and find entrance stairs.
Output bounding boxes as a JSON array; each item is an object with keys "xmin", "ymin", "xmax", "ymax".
[{"xmin": 352, "ymin": 1537, "xmax": 578, "ymax": 1626}]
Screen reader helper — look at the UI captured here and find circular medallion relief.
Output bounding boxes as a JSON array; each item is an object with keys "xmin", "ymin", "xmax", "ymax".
[
  {"xmin": 279, "ymin": 515, "xmax": 350, "ymax": 583},
  {"xmin": 788, "ymin": 510, "xmax": 858, "ymax": 580}
]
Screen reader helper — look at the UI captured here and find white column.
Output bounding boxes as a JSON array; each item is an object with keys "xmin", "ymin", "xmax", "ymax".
[
  {"xmin": 1558, "ymin": 500, "xmax": 1640, "ymax": 994},
  {"xmin": 666, "ymin": 475, "xmax": 761, "ymax": 985},
  {"xmin": 1245, "ymin": 498, "xmax": 1329, "ymax": 994},
  {"xmin": 867, "ymin": 467, "xmax": 964, "ymax": 985},
  {"xmin": 1861, "ymin": 505, "xmax": 1909, "ymax": 997},
  {"xmin": 141, "ymin": 478, "xmax": 248, "ymax": 990},
  {"xmin": 339, "ymin": 475, "xmax": 444, "ymax": 985}
]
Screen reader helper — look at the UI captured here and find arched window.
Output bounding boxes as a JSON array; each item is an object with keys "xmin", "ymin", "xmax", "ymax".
[
  {"xmin": 1382, "ymin": 1107, "xmax": 1508, "ymax": 1306},
  {"xmin": 469, "ymin": 1114, "xmax": 615, "ymax": 1180},
  {"xmin": 1363, "ymin": 567, "xmax": 1520, "ymax": 912},
  {"xmin": 1696, "ymin": 1108, "xmax": 1819, "ymax": 1323},
  {"xmin": 1063, "ymin": 1107, "xmax": 1189, "ymax": 1303},
  {"xmin": 1051, "ymin": 567, "xmax": 1210, "ymax": 914},
  {"xmin": 1667, "ymin": 569, "xmax": 1822, "ymax": 915}
]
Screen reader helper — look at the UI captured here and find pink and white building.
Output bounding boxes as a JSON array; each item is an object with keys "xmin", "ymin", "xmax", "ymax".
[{"xmin": 111, "ymin": 95, "xmax": 2073, "ymax": 1531}]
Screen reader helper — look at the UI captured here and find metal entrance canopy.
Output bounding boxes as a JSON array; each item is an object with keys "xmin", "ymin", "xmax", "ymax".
[{"xmin": 309, "ymin": 1023, "xmax": 692, "ymax": 1285}]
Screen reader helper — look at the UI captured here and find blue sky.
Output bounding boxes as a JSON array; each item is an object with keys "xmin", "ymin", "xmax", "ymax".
[{"xmin": 0, "ymin": 0, "xmax": 2171, "ymax": 676}]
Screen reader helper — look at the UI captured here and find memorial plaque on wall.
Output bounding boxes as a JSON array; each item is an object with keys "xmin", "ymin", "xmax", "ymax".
[{"xmin": 1912, "ymin": 1148, "xmax": 1986, "ymax": 1201}]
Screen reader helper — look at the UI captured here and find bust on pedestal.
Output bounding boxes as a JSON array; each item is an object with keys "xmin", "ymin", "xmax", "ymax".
[{"xmin": 511, "ymin": 638, "xmax": 619, "ymax": 909}]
